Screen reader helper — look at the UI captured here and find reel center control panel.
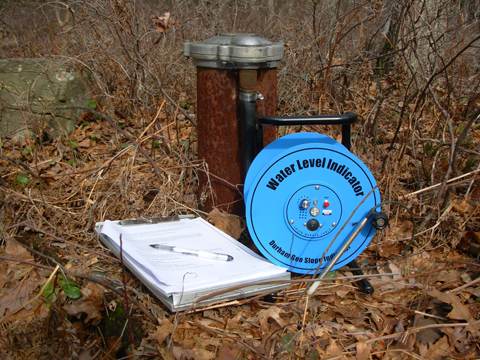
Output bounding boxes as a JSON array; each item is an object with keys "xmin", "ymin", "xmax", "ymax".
[
  {"xmin": 244, "ymin": 132, "xmax": 381, "ymax": 274},
  {"xmin": 286, "ymin": 184, "xmax": 342, "ymax": 238}
]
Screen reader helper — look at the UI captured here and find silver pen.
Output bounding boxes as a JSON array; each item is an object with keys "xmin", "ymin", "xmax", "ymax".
[{"xmin": 149, "ymin": 244, "xmax": 234, "ymax": 261}]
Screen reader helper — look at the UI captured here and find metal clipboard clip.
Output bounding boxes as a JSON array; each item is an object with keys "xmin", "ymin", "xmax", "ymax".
[{"xmin": 118, "ymin": 214, "xmax": 195, "ymax": 226}]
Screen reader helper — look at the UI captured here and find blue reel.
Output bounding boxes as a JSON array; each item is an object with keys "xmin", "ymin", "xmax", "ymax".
[{"xmin": 244, "ymin": 132, "xmax": 381, "ymax": 274}]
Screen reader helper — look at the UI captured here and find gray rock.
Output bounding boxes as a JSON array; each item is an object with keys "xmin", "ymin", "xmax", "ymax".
[{"xmin": 0, "ymin": 58, "xmax": 91, "ymax": 140}]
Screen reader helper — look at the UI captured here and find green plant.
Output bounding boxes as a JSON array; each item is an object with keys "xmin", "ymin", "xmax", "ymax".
[
  {"xmin": 71, "ymin": 141, "xmax": 79, "ymax": 148},
  {"xmin": 16, "ymin": 173, "xmax": 29, "ymax": 188},
  {"xmin": 279, "ymin": 332, "xmax": 295, "ymax": 354},
  {"xmin": 153, "ymin": 140, "xmax": 159, "ymax": 149},
  {"xmin": 42, "ymin": 274, "xmax": 82, "ymax": 307},
  {"xmin": 22, "ymin": 145, "xmax": 32, "ymax": 156},
  {"xmin": 88, "ymin": 101, "xmax": 97, "ymax": 109},
  {"xmin": 324, "ymin": 270, "xmax": 338, "ymax": 279},
  {"xmin": 92, "ymin": 135, "xmax": 100, "ymax": 142},
  {"xmin": 179, "ymin": 100, "xmax": 190, "ymax": 109},
  {"xmin": 465, "ymin": 157, "xmax": 474, "ymax": 169},
  {"xmin": 424, "ymin": 142, "xmax": 432, "ymax": 154}
]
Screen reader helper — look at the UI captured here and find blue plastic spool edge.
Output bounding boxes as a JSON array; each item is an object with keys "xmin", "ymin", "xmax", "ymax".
[{"xmin": 244, "ymin": 133, "xmax": 381, "ymax": 274}]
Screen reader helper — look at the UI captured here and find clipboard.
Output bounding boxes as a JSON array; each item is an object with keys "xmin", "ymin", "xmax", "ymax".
[{"xmin": 94, "ymin": 216, "xmax": 290, "ymax": 312}]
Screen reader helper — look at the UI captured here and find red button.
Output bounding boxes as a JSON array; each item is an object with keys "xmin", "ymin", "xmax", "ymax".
[{"xmin": 324, "ymin": 200, "xmax": 330, "ymax": 207}]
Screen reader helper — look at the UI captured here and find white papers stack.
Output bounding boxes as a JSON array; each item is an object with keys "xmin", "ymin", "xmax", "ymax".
[{"xmin": 96, "ymin": 217, "xmax": 290, "ymax": 311}]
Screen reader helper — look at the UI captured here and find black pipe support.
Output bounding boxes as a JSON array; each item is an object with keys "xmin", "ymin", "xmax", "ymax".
[
  {"xmin": 347, "ymin": 260, "xmax": 374, "ymax": 295},
  {"xmin": 239, "ymin": 89, "xmax": 258, "ymax": 177}
]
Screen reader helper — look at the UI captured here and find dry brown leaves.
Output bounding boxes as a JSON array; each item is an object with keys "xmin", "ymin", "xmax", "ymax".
[
  {"xmin": 152, "ymin": 12, "xmax": 180, "ymax": 33},
  {"xmin": 1, "ymin": 237, "xmax": 480, "ymax": 359},
  {"xmin": 0, "ymin": 94, "xmax": 479, "ymax": 360},
  {"xmin": 206, "ymin": 207, "xmax": 246, "ymax": 240}
]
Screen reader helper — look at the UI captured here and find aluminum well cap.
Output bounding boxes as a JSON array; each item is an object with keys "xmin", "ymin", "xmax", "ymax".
[{"xmin": 183, "ymin": 33, "xmax": 284, "ymax": 69}]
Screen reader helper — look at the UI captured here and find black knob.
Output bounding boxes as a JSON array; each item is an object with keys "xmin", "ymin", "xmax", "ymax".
[
  {"xmin": 371, "ymin": 212, "xmax": 388, "ymax": 230},
  {"xmin": 306, "ymin": 219, "xmax": 320, "ymax": 231}
]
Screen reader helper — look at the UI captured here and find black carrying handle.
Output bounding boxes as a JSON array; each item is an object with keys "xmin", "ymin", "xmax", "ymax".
[{"xmin": 256, "ymin": 113, "xmax": 357, "ymax": 151}]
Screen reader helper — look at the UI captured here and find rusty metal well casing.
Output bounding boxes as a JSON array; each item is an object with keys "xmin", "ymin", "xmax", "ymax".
[
  {"xmin": 185, "ymin": 34, "xmax": 284, "ymax": 215},
  {"xmin": 197, "ymin": 67, "xmax": 278, "ymax": 214}
]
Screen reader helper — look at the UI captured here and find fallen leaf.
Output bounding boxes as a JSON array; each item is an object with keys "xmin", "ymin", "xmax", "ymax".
[
  {"xmin": 152, "ymin": 12, "xmax": 179, "ymax": 33},
  {"xmin": 321, "ymin": 338, "xmax": 344, "ymax": 359},
  {"xmin": 158, "ymin": 347, "xmax": 176, "ymax": 360},
  {"xmin": 78, "ymin": 139, "xmax": 90, "ymax": 148},
  {"xmin": 385, "ymin": 334, "xmax": 416, "ymax": 360},
  {"xmin": 306, "ymin": 347, "xmax": 320, "ymax": 360},
  {"xmin": 172, "ymin": 346, "xmax": 215, "ymax": 360},
  {"xmin": 441, "ymin": 326, "xmax": 467, "ymax": 351},
  {"xmin": 206, "ymin": 207, "xmax": 245, "ymax": 239},
  {"xmin": 63, "ymin": 283, "xmax": 103, "ymax": 325},
  {"xmin": 0, "ymin": 274, "xmax": 42, "ymax": 316},
  {"xmin": 0, "ymin": 259, "xmax": 8, "ymax": 288},
  {"xmin": 4, "ymin": 240, "xmax": 34, "ymax": 276},
  {"xmin": 418, "ymin": 335, "xmax": 449, "ymax": 360},
  {"xmin": 428, "ymin": 288, "xmax": 480, "ymax": 334},
  {"xmin": 149, "ymin": 318, "xmax": 174, "ymax": 344},
  {"xmin": 334, "ymin": 285, "xmax": 352, "ymax": 298},
  {"xmin": 452, "ymin": 198, "xmax": 474, "ymax": 216},
  {"xmin": 255, "ymin": 306, "xmax": 286, "ymax": 330},
  {"xmin": 355, "ymin": 338, "xmax": 370, "ymax": 360},
  {"xmin": 365, "ymin": 307, "xmax": 385, "ymax": 331},
  {"xmin": 313, "ymin": 326, "xmax": 326, "ymax": 337},
  {"xmin": 49, "ymin": 162, "xmax": 63, "ymax": 173},
  {"xmin": 225, "ymin": 311, "xmax": 243, "ymax": 329},
  {"xmin": 459, "ymin": 230, "xmax": 480, "ymax": 253},
  {"xmin": 104, "ymin": 337, "xmax": 122, "ymax": 359},
  {"xmin": 0, "ymin": 241, "xmax": 42, "ymax": 317},
  {"xmin": 416, "ymin": 317, "xmax": 442, "ymax": 344},
  {"xmin": 469, "ymin": 180, "xmax": 480, "ymax": 199},
  {"xmin": 216, "ymin": 343, "xmax": 245, "ymax": 360}
]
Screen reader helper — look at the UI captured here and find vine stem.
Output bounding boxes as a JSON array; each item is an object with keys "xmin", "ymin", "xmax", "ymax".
[{"xmin": 120, "ymin": 234, "xmax": 136, "ymax": 358}]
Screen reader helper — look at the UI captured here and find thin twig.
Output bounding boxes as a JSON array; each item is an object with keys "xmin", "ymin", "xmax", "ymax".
[
  {"xmin": 120, "ymin": 234, "xmax": 136, "ymax": 358},
  {"xmin": 5, "ymin": 220, "xmax": 120, "ymax": 263},
  {"xmin": 399, "ymin": 168, "xmax": 480, "ymax": 199},
  {"xmin": 373, "ymin": 264, "xmax": 466, "ymax": 288},
  {"xmin": 448, "ymin": 277, "xmax": 480, "ymax": 294}
]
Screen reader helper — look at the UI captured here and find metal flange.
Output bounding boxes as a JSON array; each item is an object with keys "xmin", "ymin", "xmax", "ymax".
[{"xmin": 184, "ymin": 33, "xmax": 284, "ymax": 69}]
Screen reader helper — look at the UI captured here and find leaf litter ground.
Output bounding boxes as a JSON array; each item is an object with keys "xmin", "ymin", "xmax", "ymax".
[{"xmin": 1, "ymin": 110, "xmax": 480, "ymax": 360}]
